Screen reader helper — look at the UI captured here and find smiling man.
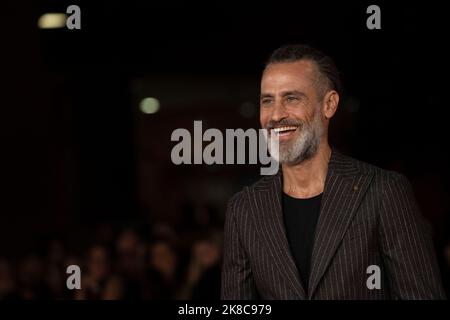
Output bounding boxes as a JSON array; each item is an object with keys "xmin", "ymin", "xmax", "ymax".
[{"xmin": 221, "ymin": 44, "xmax": 445, "ymax": 299}]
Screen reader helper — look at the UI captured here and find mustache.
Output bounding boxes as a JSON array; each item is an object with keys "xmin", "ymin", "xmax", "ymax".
[{"xmin": 265, "ymin": 119, "xmax": 304, "ymax": 130}]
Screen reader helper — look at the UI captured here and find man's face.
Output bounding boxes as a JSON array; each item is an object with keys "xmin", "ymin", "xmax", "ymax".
[{"xmin": 260, "ymin": 59, "xmax": 326, "ymax": 165}]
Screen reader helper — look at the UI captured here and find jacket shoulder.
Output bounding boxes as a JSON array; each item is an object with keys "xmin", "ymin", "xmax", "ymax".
[
  {"xmin": 226, "ymin": 174, "xmax": 278, "ymax": 209},
  {"xmin": 337, "ymin": 152, "xmax": 406, "ymax": 181},
  {"xmin": 358, "ymin": 157, "xmax": 407, "ymax": 182}
]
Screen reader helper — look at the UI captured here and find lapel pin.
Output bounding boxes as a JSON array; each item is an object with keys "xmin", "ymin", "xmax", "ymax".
[{"xmin": 353, "ymin": 185, "xmax": 359, "ymax": 191}]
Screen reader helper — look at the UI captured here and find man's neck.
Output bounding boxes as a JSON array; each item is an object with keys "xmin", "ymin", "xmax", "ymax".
[{"xmin": 282, "ymin": 142, "xmax": 331, "ymax": 199}]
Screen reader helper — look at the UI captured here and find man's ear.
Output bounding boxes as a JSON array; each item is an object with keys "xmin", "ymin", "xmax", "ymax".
[{"xmin": 323, "ymin": 90, "xmax": 339, "ymax": 119}]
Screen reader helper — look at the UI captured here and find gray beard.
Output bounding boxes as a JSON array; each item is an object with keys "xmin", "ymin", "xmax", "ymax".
[{"xmin": 269, "ymin": 113, "xmax": 324, "ymax": 166}]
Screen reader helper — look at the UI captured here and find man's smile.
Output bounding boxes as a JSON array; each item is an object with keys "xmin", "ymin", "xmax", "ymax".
[{"xmin": 270, "ymin": 125, "xmax": 299, "ymax": 142}]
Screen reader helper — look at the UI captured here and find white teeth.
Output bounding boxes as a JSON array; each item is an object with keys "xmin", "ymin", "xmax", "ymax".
[{"xmin": 272, "ymin": 126, "xmax": 298, "ymax": 133}]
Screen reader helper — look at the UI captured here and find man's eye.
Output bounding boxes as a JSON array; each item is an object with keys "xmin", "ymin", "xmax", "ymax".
[
  {"xmin": 261, "ymin": 99, "xmax": 273, "ymax": 105},
  {"xmin": 286, "ymin": 96, "xmax": 298, "ymax": 102}
]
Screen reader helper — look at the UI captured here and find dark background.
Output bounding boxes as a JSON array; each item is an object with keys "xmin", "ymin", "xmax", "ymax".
[{"xmin": 1, "ymin": 0, "xmax": 449, "ymax": 299}]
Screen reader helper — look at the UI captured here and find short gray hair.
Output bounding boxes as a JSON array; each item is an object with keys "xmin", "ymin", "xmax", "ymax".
[{"xmin": 265, "ymin": 44, "xmax": 342, "ymax": 98}]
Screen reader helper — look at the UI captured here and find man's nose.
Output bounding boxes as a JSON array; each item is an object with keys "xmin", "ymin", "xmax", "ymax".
[{"xmin": 271, "ymin": 101, "xmax": 288, "ymax": 123}]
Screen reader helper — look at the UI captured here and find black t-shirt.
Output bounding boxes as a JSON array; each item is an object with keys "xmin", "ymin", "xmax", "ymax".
[{"xmin": 282, "ymin": 192, "xmax": 322, "ymax": 293}]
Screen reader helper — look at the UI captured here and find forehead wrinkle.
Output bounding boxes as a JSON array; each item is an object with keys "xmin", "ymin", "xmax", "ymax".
[{"xmin": 262, "ymin": 60, "xmax": 326, "ymax": 99}]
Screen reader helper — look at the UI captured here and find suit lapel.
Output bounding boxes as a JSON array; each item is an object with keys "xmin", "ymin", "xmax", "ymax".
[
  {"xmin": 307, "ymin": 150, "xmax": 374, "ymax": 298},
  {"xmin": 248, "ymin": 170, "xmax": 307, "ymax": 299}
]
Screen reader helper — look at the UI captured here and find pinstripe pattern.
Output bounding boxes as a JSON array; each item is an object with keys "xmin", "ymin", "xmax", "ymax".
[{"xmin": 221, "ymin": 149, "xmax": 446, "ymax": 300}]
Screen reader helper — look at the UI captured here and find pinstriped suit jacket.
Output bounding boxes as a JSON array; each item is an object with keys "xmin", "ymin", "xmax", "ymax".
[{"xmin": 221, "ymin": 149, "xmax": 446, "ymax": 300}]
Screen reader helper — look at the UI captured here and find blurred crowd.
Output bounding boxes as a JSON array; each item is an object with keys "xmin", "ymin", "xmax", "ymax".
[
  {"xmin": 0, "ymin": 221, "xmax": 223, "ymax": 300},
  {"xmin": 1, "ymin": 222, "xmax": 450, "ymax": 299},
  {"xmin": 1, "ymin": 200, "xmax": 449, "ymax": 300}
]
